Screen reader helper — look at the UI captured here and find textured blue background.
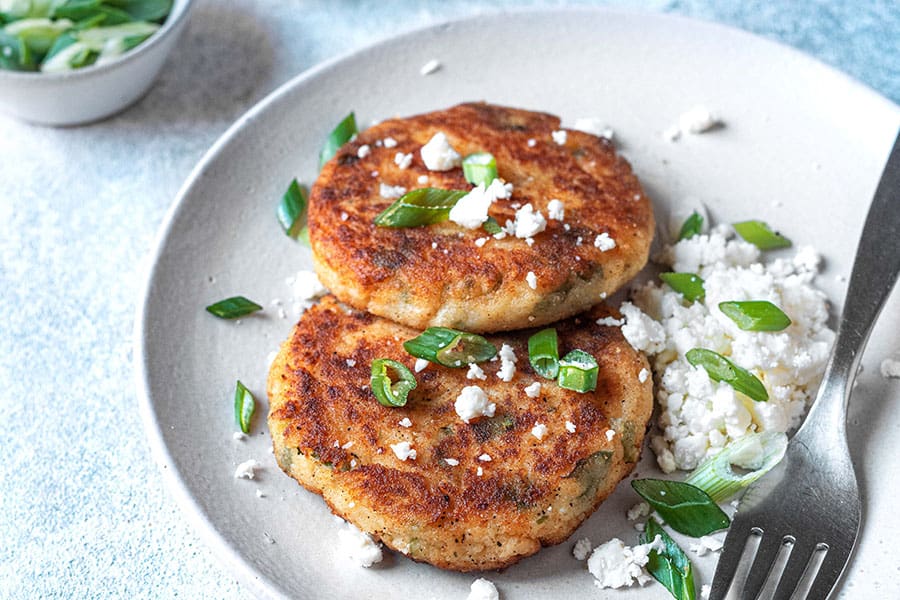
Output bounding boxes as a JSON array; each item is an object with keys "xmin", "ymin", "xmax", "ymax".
[{"xmin": 0, "ymin": 1, "xmax": 897, "ymax": 598}]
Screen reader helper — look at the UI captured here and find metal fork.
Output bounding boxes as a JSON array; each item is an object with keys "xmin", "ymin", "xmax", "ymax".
[{"xmin": 709, "ymin": 131, "xmax": 900, "ymax": 600}]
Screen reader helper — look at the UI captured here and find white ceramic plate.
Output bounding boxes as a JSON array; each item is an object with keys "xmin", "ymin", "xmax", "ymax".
[{"xmin": 136, "ymin": 8, "xmax": 900, "ymax": 600}]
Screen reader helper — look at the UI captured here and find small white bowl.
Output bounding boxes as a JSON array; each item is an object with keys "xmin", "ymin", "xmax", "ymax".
[{"xmin": 0, "ymin": 0, "xmax": 192, "ymax": 126}]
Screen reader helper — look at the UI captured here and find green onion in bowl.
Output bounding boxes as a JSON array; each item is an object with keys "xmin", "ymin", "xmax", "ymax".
[{"xmin": 0, "ymin": 0, "xmax": 171, "ymax": 72}]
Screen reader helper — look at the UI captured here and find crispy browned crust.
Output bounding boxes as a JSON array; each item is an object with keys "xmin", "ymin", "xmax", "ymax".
[
  {"xmin": 308, "ymin": 102, "xmax": 655, "ymax": 333},
  {"xmin": 267, "ymin": 296, "xmax": 653, "ymax": 571}
]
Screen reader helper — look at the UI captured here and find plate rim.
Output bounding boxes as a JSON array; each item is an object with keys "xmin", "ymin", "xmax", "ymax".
[{"xmin": 134, "ymin": 7, "xmax": 900, "ymax": 600}]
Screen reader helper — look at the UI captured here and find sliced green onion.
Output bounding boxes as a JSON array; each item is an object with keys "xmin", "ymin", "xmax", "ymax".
[
  {"xmin": 277, "ymin": 178, "xmax": 308, "ymax": 239},
  {"xmin": 718, "ymin": 300, "xmax": 791, "ymax": 331},
  {"xmin": 631, "ymin": 479, "xmax": 730, "ymax": 537},
  {"xmin": 659, "ymin": 272, "xmax": 705, "ymax": 302},
  {"xmin": 685, "ymin": 432, "xmax": 788, "ymax": 502},
  {"xmin": 482, "ymin": 216, "xmax": 503, "ymax": 235},
  {"xmin": 370, "ymin": 358, "xmax": 417, "ymax": 407},
  {"xmin": 528, "ymin": 328, "xmax": 559, "ymax": 379},
  {"xmin": 0, "ymin": 30, "xmax": 34, "ymax": 70},
  {"xmin": 205, "ymin": 296, "xmax": 263, "ymax": 319},
  {"xmin": 42, "ymin": 30, "xmax": 76, "ymax": 61},
  {"xmin": 733, "ymin": 220, "xmax": 791, "ymax": 250},
  {"xmin": 319, "ymin": 112, "xmax": 357, "ymax": 168},
  {"xmin": 297, "ymin": 225, "xmax": 310, "ymax": 247},
  {"xmin": 403, "ymin": 327, "xmax": 497, "ymax": 367},
  {"xmin": 234, "ymin": 380, "xmax": 255, "ymax": 434},
  {"xmin": 374, "ymin": 187, "xmax": 468, "ymax": 228},
  {"xmin": 678, "ymin": 211, "xmax": 703, "ymax": 241},
  {"xmin": 74, "ymin": 21, "xmax": 159, "ymax": 44},
  {"xmin": 4, "ymin": 17, "xmax": 73, "ymax": 54},
  {"xmin": 108, "ymin": 0, "xmax": 174, "ymax": 22},
  {"xmin": 53, "ymin": 5, "xmax": 134, "ymax": 26},
  {"xmin": 557, "ymin": 349, "xmax": 598, "ymax": 393},
  {"xmin": 685, "ymin": 348, "xmax": 768, "ymax": 402},
  {"xmin": 462, "ymin": 152, "xmax": 497, "ymax": 186},
  {"xmin": 642, "ymin": 517, "xmax": 697, "ymax": 600}
]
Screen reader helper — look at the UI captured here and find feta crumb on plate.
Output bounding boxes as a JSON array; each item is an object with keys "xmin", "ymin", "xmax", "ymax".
[
  {"xmin": 626, "ymin": 502, "xmax": 650, "ymax": 521},
  {"xmin": 572, "ymin": 117, "xmax": 614, "ymax": 140},
  {"xmin": 587, "ymin": 536, "xmax": 663, "ymax": 589},
  {"xmin": 880, "ymin": 358, "xmax": 900, "ymax": 378},
  {"xmin": 234, "ymin": 459, "xmax": 259, "ymax": 480},
  {"xmin": 337, "ymin": 522, "xmax": 383, "ymax": 567},
  {"xmin": 232, "ymin": 432, "xmax": 247, "ymax": 441},
  {"xmin": 420, "ymin": 131, "xmax": 461, "ymax": 171},
  {"xmin": 289, "ymin": 270, "xmax": 327, "ymax": 302},
  {"xmin": 455, "ymin": 385, "xmax": 496, "ymax": 422},
  {"xmin": 622, "ymin": 227, "xmax": 835, "ymax": 472},
  {"xmin": 419, "ymin": 58, "xmax": 440, "ymax": 75},
  {"xmin": 524, "ymin": 381, "xmax": 541, "ymax": 398},
  {"xmin": 467, "ymin": 577, "xmax": 499, "ymax": 600},
  {"xmin": 572, "ymin": 537, "xmax": 592, "ymax": 560}
]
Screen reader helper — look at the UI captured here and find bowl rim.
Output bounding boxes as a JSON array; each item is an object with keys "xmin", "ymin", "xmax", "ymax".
[{"xmin": 0, "ymin": 0, "xmax": 193, "ymax": 82}]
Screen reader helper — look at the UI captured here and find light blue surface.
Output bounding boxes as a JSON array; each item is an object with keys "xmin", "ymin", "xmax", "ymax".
[{"xmin": 1, "ymin": 1, "xmax": 897, "ymax": 598}]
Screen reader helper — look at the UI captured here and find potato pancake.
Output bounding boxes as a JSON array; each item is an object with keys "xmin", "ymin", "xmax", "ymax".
[
  {"xmin": 308, "ymin": 102, "xmax": 654, "ymax": 333},
  {"xmin": 268, "ymin": 296, "xmax": 652, "ymax": 571}
]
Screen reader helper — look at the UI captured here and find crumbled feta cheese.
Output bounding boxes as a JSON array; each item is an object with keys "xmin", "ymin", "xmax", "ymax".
[
  {"xmin": 606, "ymin": 429, "xmax": 616, "ymax": 441},
  {"xmin": 345, "ymin": 359, "xmax": 357, "ymax": 367},
  {"xmin": 444, "ymin": 458, "xmax": 459, "ymax": 466},
  {"xmin": 526, "ymin": 271, "xmax": 537, "ymax": 290},
  {"xmin": 467, "ymin": 578, "xmax": 499, "ymax": 600},
  {"xmin": 497, "ymin": 343, "xmax": 517, "ymax": 382},
  {"xmin": 417, "ymin": 174, "xmax": 429, "ymax": 184},
  {"xmin": 678, "ymin": 106, "xmax": 720, "ymax": 134},
  {"xmin": 572, "ymin": 118, "xmax": 614, "ymax": 140},
  {"xmin": 638, "ymin": 368, "xmax": 650, "ymax": 383},
  {"xmin": 701, "ymin": 584, "xmax": 711, "ymax": 599},
  {"xmin": 338, "ymin": 522, "xmax": 383, "ymax": 567},
  {"xmin": 290, "ymin": 270, "xmax": 327, "ymax": 301},
  {"xmin": 340, "ymin": 211, "xmax": 349, "ymax": 221},
  {"xmin": 232, "ymin": 432, "xmax": 247, "ymax": 441},
  {"xmin": 389, "ymin": 441, "xmax": 417, "ymax": 461},
  {"xmin": 399, "ymin": 418, "xmax": 412, "ymax": 428},
  {"xmin": 455, "ymin": 386, "xmax": 496, "ymax": 422},
  {"xmin": 478, "ymin": 453, "xmax": 492, "ymax": 462},
  {"xmin": 449, "ymin": 179, "xmax": 512, "ymax": 229},
  {"xmin": 573, "ymin": 537, "xmax": 593, "ymax": 560},
  {"xmin": 379, "ymin": 182, "xmax": 406, "ymax": 198},
  {"xmin": 476, "ymin": 466, "xmax": 483, "ymax": 476},
  {"xmin": 531, "ymin": 422, "xmax": 548, "ymax": 440},
  {"xmin": 467, "ymin": 363, "xmax": 487, "ymax": 380},
  {"xmin": 551, "ymin": 130, "xmax": 568, "ymax": 145},
  {"xmin": 420, "ymin": 131, "xmax": 461, "ymax": 171},
  {"xmin": 547, "ymin": 198, "xmax": 565, "ymax": 221},
  {"xmin": 357, "ymin": 144, "xmax": 371, "ymax": 158},
  {"xmin": 419, "ymin": 58, "xmax": 440, "ymax": 76},
  {"xmin": 414, "ymin": 358, "xmax": 429, "ymax": 373},
  {"xmin": 234, "ymin": 459, "xmax": 260, "ymax": 480},
  {"xmin": 881, "ymin": 359, "xmax": 900, "ymax": 378},
  {"xmin": 256, "ymin": 489, "xmax": 265, "ymax": 498},
  {"xmin": 626, "ymin": 230, "xmax": 834, "ymax": 472},
  {"xmin": 793, "ymin": 245, "xmax": 821, "ymax": 272},
  {"xmin": 594, "ymin": 232, "xmax": 616, "ymax": 251},
  {"xmin": 527, "ymin": 138, "xmax": 536, "ymax": 147},
  {"xmin": 596, "ymin": 316, "xmax": 624, "ymax": 327},
  {"xmin": 382, "ymin": 137, "xmax": 397, "ymax": 148},
  {"xmin": 587, "ymin": 536, "xmax": 663, "ymax": 589},
  {"xmin": 474, "ymin": 237, "xmax": 488, "ymax": 248},
  {"xmin": 626, "ymin": 502, "xmax": 650, "ymax": 521},
  {"xmin": 513, "ymin": 204, "xmax": 547, "ymax": 238},
  {"xmin": 524, "ymin": 382, "xmax": 541, "ymax": 398},
  {"xmin": 394, "ymin": 152, "xmax": 413, "ymax": 169},
  {"xmin": 341, "ymin": 441, "xmax": 354, "ymax": 449},
  {"xmin": 565, "ymin": 421, "xmax": 577, "ymax": 433}
]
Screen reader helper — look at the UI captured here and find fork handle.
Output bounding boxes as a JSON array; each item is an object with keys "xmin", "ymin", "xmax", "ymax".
[{"xmin": 798, "ymin": 131, "xmax": 900, "ymax": 440}]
